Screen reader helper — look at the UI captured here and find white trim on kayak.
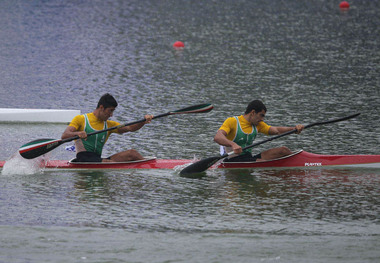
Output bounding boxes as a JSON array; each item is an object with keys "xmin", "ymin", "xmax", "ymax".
[
  {"xmin": 68, "ymin": 156, "xmax": 157, "ymax": 164},
  {"xmin": 0, "ymin": 108, "xmax": 80, "ymax": 123}
]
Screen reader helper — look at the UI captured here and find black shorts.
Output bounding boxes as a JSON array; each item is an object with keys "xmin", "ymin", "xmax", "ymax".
[
  {"xmin": 73, "ymin": 151, "xmax": 110, "ymax": 163},
  {"xmin": 223, "ymin": 152, "xmax": 261, "ymax": 162}
]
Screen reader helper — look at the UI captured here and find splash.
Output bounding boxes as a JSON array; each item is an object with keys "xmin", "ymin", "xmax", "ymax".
[
  {"xmin": 1, "ymin": 152, "xmax": 47, "ymax": 176},
  {"xmin": 173, "ymin": 156, "xmax": 200, "ymax": 173}
]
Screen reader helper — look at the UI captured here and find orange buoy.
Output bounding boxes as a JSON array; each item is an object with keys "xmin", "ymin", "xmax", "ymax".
[
  {"xmin": 173, "ymin": 41, "xmax": 185, "ymax": 48},
  {"xmin": 339, "ymin": 1, "xmax": 350, "ymax": 9}
]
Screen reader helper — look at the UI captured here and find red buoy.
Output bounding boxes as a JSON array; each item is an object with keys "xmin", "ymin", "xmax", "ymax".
[
  {"xmin": 339, "ymin": 1, "xmax": 350, "ymax": 9},
  {"xmin": 173, "ymin": 41, "xmax": 185, "ymax": 48}
]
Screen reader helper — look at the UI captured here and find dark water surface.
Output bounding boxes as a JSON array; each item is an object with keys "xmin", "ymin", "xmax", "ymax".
[{"xmin": 1, "ymin": 0, "xmax": 379, "ymax": 262}]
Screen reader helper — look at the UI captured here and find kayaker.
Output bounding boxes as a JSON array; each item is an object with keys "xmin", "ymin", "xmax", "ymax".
[
  {"xmin": 214, "ymin": 100, "xmax": 304, "ymax": 162},
  {"xmin": 61, "ymin": 93, "xmax": 153, "ymax": 162}
]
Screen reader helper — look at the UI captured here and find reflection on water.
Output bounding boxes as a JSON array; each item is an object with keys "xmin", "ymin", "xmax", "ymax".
[
  {"xmin": 215, "ymin": 168, "xmax": 380, "ymax": 224},
  {"xmin": 1, "ymin": 165, "xmax": 379, "ymax": 263},
  {"xmin": 1, "ymin": 164, "xmax": 379, "ymax": 232}
]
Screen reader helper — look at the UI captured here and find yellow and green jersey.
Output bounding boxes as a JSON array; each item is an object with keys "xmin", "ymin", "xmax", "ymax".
[
  {"xmin": 69, "ymin": 113, "xmax": 120, "ymax": 155},
  {"xmin": 219, "ymin": 115, "xmax": 271, "ymax": 154}
]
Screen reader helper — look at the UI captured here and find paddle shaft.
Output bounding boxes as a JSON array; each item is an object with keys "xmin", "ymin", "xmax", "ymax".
[
  {"xmin": 61, "ymin": 103, "xmax": 214, "ymax": 143},
  {"xmin": 233, "ymin": 112, "xmax": 361, "ymax": 158},
  {"xmin": 180, "ymin": 113, "xmax": 360, "ymax": 175},
  {"xmin": 61, "ymin": 113, "xmax": 168, "ymax": 144}
]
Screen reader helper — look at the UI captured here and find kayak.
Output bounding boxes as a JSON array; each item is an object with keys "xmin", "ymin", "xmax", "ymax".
[
  {"xmin": 218, "ymin": 150, "xmax": 380, "ymax": 169},
  {"xmin": 0, "ymin": 108, "xmax": 80, "ymax": 123},
  {"xmin": 1, "ymin": 150, "xmax": 380, "ymax": 170}
]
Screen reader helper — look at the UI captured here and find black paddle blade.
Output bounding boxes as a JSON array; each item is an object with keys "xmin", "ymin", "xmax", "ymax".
[
  {"xmin": 19, "ymin": 138, "xmax": 63, "ymax": 159},
  {"xmin": 180, "ymin": 156, "xmax": 222, "ymax": 176}
]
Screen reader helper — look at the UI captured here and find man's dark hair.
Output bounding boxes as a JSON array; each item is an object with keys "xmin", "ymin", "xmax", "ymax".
[
  {"xmin": 245, "ymin": 100, "xmax": 267, "ymax": 114},
  {"xmin": 97, "ymin": 93, "xmax": 118, "ymax": 109}
]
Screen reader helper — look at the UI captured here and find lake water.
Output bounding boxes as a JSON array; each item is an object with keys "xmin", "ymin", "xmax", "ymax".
[{"xmin": 1, "ymin": 0, "xmax": 379, "ymax": 262}]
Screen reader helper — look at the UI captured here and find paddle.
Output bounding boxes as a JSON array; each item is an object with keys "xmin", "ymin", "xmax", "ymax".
[
  {"xmin": 180, "ymin": 113, "xmax": 360, "ymax": 176},
  {"xmin": 19, "ymin": 103, "xmax": 214, "ymax": 159}
]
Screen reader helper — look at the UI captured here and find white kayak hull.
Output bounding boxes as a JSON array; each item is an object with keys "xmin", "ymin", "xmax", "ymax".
[{"xmin": 0, "ymin": 108, "xmax": 80, "ymax": 123}]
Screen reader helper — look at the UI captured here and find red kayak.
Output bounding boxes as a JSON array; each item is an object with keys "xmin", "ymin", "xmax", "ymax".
[{"xmin": 1, "ymin": 150, "xmax": 380, "ymax": 170}]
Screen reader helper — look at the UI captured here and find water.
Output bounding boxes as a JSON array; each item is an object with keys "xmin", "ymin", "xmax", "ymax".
[{"xmin": 1, "ymin": 0, "xmax": 380, "ymax": 262}]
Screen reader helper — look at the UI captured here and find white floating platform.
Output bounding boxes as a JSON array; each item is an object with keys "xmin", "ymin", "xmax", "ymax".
[{"xmin": 0, "ymin": 108, "xmax": 80, "ymax": 123}]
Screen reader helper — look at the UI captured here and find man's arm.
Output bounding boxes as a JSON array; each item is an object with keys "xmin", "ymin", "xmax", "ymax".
[
  {"xmin": 214, "ymin": 129, "xmax": 242, "ymax": 155},
  {"xmin": 268, "ymin": 124, "xmax": 304, "ymax": 135},
  {"xmin": 61, "ymin": 126, "xmax": 87, "ymax": 139},
  {"xmin": 117, "ymin": 114, "xmax": 154, "ymax": 134}
]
